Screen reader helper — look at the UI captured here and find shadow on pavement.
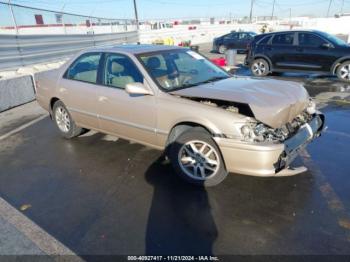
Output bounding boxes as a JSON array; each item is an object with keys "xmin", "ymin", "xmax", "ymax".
[{"xmin": 145, "ymin": 155, "xmax": 218, "ymax": 255}]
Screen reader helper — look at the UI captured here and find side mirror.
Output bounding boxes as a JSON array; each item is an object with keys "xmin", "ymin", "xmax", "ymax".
[
  {"xmin": 125, "ymin": 82, "xmax": 153, "ymax": 96},
  {"xmin": 321, "ymin": 43, "xmax": 333, "ymax": 49}
]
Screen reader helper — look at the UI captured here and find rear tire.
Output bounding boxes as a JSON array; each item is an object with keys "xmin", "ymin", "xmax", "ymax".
[
  {"xmin": 169, "ymin": 127, "xmax": 228, "ymax": 187},
  {"xmin": 53, "ymin": 100, "xmax": 86, "ymax": 139},
  {"xmin": 336, "ymin": 61, "xmax": 350, "ymax": 83},
  {"xmin": 251, "ymin": 58, "xmax": 270, "ymax": 77}
]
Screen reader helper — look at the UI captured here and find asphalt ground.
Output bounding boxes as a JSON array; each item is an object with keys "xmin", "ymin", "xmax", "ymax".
[{"xmin": 0, "ymin": 43, "xmax": 350, "ymax": 261}]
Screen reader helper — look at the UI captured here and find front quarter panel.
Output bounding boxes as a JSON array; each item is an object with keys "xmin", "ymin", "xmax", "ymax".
[{"xmin": 156, "ymin": 92, "xmax": 249, "ymax": 147}]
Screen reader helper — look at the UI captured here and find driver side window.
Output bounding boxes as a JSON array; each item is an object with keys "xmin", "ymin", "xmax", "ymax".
[
  {"xmin": 103, "ymin": 54, "xmax": 144, "ymax": 89},
  {"xmin": 299, "ymin": 33, "xmax": 326, "ymax": 47}
]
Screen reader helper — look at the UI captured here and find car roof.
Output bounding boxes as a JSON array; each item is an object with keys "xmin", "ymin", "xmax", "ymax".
[
  {"xmin": 257, "ymin": 29, "xmax": 321, "ymax": 37},
  {"xmin": 86, "ymin": 44, "xmax": 185, "ymax": 55}
]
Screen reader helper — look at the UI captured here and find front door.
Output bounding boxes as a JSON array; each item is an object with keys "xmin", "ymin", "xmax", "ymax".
[
  {"xmin": 97, "ymin": 53, "xmax": 157, "ymax": 146},
  {"xmin": 295, "ymin": 32, "xmax": 336, "ymax": 71}
]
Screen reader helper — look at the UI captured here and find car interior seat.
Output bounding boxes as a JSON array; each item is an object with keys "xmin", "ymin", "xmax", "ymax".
[
  {"xmin": 110, "ymin": 61, "xmax": 134, "ymax": 88},
  {"xmin": 146, "ymin": 57, "xmax": 167, "ymax": 78}
]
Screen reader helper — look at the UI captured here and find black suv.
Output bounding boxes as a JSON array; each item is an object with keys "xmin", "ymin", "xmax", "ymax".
[
  {"xmin": 245, "ymin": 30, "xmax": 350, "ymax": 82},
  {"xmin": 213, "ymin": 31, "xmax": 257, "ymax": 54}
]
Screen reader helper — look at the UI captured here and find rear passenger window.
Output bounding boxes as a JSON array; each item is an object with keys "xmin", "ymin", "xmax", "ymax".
[
  {"xmin": 224, "ymin": 33, "xmax": 238, "ymax": 40},
  {"xmin": 299, "ymin": 33, "xmax": 326, "ymax": 47},
  {"xmin": 272, "ymin": 33, "xmax": 294, "ymax": 45},
  {"xmin": 239, "ymin": 33, "xmax": 249, "ymax": 40},
  {"xmin": 66, "ymin": 53, "xmax": 101, "ymax": 84}
]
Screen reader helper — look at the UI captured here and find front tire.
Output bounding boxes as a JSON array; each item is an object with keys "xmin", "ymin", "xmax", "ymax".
[
  {"xmin": 53, "ymin": 100, "xmax": 85, "ymax": 139},
  {"xmin": 336, "ymin": 61, "xmax": 350, "ymax": 82},
  {"xmin": 251, "ymin": 58, "xmax": 270, "ymax": 77},
  {"xmin": 169, "ymin": 127, "xmax": 228, "ymax": 187}
]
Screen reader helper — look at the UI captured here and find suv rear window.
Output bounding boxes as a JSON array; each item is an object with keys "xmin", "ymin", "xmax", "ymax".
[{"xmin": 272, "ymin": 33, "xmax": 294, "ymax": 45}]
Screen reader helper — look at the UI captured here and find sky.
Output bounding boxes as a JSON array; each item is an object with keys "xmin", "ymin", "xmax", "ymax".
[{"xmin": 4, "ymin": 0, "xmax": 350, "ymax": 20}]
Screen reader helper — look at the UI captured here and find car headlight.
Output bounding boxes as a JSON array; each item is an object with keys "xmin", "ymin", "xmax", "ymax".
[
  {"xmin": 240, "ymin": 123, "xmax": 268, "ymax": 142},
  {"xmin": 240, "ymin": 124, "xmax": 256, "ymax": 142}
]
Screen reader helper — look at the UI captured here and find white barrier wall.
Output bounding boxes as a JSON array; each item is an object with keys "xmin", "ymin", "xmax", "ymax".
[
  {"xmin": 139, "ymin": 17, "xmax": 350, "ymax": 45},
  {"xmin": 139, "ymin": 24, "xmax": 289, "ymax": 45}
]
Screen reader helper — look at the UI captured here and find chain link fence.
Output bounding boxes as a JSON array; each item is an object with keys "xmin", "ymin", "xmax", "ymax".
[{"xmin": 0, "ymin": 1, "xmax": 138, "ymax": 70}]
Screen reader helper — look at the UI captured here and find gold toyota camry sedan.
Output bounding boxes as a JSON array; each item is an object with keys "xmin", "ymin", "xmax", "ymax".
[{"xmin": 36, "ymin": 45, "xmax": 325, "ymax": 186}]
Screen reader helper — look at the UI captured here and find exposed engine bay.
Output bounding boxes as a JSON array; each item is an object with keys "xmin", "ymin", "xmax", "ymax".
[
  {"xmin": 184, "ymin": 97, "xmax": 255, "ymax": 117},
  {"xmin": 185, "ymin": 96, "xmax": 317, "ymax": 143}
]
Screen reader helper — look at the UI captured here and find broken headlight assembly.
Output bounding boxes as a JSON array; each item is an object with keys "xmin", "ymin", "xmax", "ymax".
[
  {"xmin": 240, "ymin": 110, "xmax": 314, "ymax": 143},
  {"xmin": 240, "ymin": 123, "xmax": 290, "ymax": 143}
]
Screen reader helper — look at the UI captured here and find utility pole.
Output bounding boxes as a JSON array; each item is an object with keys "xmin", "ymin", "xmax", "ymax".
[
  {"xmin": 327, "ymin": 0, "xmax": 333, "ymax": 17},
  {"xmin": 249, "ymin": 0, "xmax": 254, "ymax": 23},
  {"xmin": 271, "ymin": 0, "xmax": 276, "ymax": 20},
  {"xmin": 340, "ymin": 0, "xmax": 345, "ymax": 14},
  {"xmin": 289, "ymin": 8, "xmax": 292, "ymax": 25},
  {"xmin": 132, "ymin": 0, "xmax": 139, "ymax": 30}
]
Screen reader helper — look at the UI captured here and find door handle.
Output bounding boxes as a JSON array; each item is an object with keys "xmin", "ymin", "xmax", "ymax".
[{"xmin": 98, "ymin": 96, "xmax": 108, "ymax": 102}]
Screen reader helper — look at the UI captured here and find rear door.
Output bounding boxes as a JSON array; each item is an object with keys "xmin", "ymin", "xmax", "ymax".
[
  {"xmin": 269, "ymin": 32, "xmax": 298, "ymax": 70},
  {"xmin": 296, "ymin": 32, "xmax": 336, "ymax": 71},
  {"xmin": 59, "ymin": 52, "xmax": 102, "ymax": 129}
]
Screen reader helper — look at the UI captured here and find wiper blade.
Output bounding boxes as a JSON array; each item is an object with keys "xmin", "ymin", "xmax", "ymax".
[
  {"xmin": 171, "ymin": 76, "xmax": 229, "ymax": 91},
  {"xmin": 201, "ymin": 76, "xmax": 229, "ymax": 84}
]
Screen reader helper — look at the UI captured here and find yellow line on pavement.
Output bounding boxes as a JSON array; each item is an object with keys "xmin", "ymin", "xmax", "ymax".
[{"xmin": 300, "ymin": 149, "xmax": 350, "ymax": 242}]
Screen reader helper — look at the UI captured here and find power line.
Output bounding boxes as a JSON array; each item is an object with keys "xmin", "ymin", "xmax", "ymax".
[{"xmin": 326, "ymin": 0, "xmax": 333, "ymax": 17}]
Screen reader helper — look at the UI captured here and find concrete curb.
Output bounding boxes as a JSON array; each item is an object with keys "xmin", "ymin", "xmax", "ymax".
[{"xmin": 0, "ymin": 75, "xmax": 35, "ymax": 113}]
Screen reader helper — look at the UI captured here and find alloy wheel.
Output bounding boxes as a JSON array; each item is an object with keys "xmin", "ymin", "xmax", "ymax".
[
  {"xmin": 55, "ymin": 106, "xmax": 71, "ymax": 133},
  {"xmin": 178, "ymin": 140, "xmax": 220, "ymax": 180},
  {"xmin": 219, "ymin": 45, "xmax": 226, "ymax": 54},
  {"xmin": 339, "ymin": 64, "xmax": 350, "ymax": 80},
  {"xmin": 252, "ymin": 61, "xmax": 267, "ymax": 76}
]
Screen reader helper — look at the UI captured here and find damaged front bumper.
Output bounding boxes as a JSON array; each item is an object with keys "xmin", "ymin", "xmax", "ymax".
[{"xmin": 214, "ymin": 113, "xmax": 325, "ymax": 177}]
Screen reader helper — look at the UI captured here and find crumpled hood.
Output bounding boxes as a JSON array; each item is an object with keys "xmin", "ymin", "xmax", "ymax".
[{"xmin": 170, "ymin": 76, "xmax": 310, "ymax": 128}]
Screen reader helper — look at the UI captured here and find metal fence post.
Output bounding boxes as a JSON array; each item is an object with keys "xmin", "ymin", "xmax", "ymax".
[
  {"xmin": 62, "ymin": 14, "xmax": 67, "ymax": 34},
  {"xmin": 90, "ymin": 17, "xmax": 96, "ymax": 46},
  {"xmin": 8, "ymin": 0, "xmax": 24, "ymax": 66}
]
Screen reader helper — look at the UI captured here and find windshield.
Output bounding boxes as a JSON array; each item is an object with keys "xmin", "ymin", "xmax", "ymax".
[
  {"xmin": 317, "ymin": 31, "xmax": 348, "ymax": 46},
  {"xmin": 138, "ymin": 49, "xmax": 230, "ymax": 91}
]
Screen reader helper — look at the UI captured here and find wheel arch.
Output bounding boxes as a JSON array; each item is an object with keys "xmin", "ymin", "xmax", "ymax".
[
  {"xmin": 166, "ymin": 121, "xmax": 228, "ymax": 176},
  {"xmin": 165, "ymin": 121, "xmax": 222, "ymax": 152},
  {"xmin": 331, "ymin": 56, "xmax": 350, "ymax": 74},
  {"xmin": 49, "ymin": 97, "xmax": 61, "ymax": 117},
  {"xmin": 252, "ymin": 54, "xmax": 273, "ymax": 71}
]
